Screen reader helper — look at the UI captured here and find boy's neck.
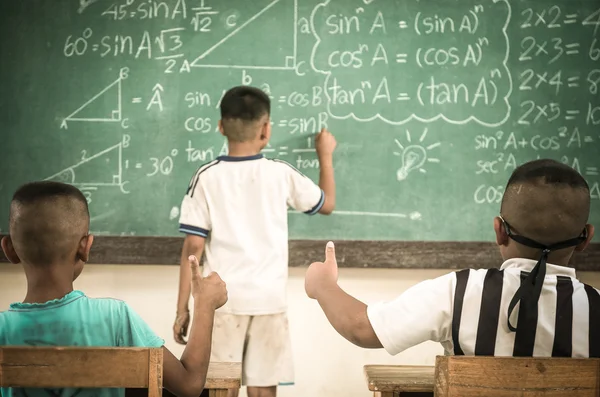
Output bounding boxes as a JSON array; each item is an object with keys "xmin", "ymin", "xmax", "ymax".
[
  {"xmin": 503, "ymin": 252, "xmax": 573, "ymax": 267},
  {"xmin": 24, "ymin": 286, "xmax": 74, "ymax": 304},
  {"xmin": 226, "ymin": 141, "xmax": 262, "ymax": 157},
  {"xmin": 23, "ymin": 266, "xmax": 74, "ymax": 304}
]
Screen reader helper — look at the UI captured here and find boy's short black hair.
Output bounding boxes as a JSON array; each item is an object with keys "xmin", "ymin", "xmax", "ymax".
[
  {"xmin": 505, "ymin": 159, "xmax": 589, "ymax": 191},
  {"xmin": 9, "ymin": 181, "xmax": 90, "ymax": 266},
  {"xmin": 12, "ymin": 181, "xmax": 89, "ymax": 212},
  {"xmin": 220, "ymin": 86, "xmax": 271, "ymax": 121},
  {"xmin": 500, "ymin": 159, "xmax": 590, "ymax": 245},
  {"xmin": 219, "ymin": 86, "xmax": 271, "ymax": 142}
]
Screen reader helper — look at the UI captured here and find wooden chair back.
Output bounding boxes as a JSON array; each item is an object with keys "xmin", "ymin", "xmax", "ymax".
[
  {"xmin": 0, "ymin": 347, "xmax": 163, "ymax": 397},
  {"xmin": 434, "ymin": 356, "xmax": 600, "ymax": 397}
]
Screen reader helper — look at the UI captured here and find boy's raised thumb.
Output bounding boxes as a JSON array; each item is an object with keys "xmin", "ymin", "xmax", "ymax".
[
  {"xmin": 189, "ymin": 255, "xmax": 201, "ymax": 276},
  {"xmin": 325, "ymin": 241, "xmax": 336, "ymax": 262}
]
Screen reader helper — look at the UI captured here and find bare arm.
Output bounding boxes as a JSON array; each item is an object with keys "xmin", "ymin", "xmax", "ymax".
[
  {"xmin": 164, "ymin": 255, "xmax": 227, "ymax": 397},
  {"xmin": 177, "ymin": 235, "xmax": 205, "ymax": 314},
  {"xmin": 315, "ymin": 128, "xmax": 336, "ymax": 215},
  {"xmin": 318, "ymin": 156, "xmax": 336, "ymax": 215},
  {"xmin": 163, "ymin": 302, "xmax": 215, "ymax": 397},
  {"xmin": 315, "ymin": 283, "xmax": 382, "ymax": 348},
  {"xmin": 306, "ymin": 242, "xmax": 381, "ymax": 348},
  {"xmin": 307, "ymin": 243, "xmax": 457, "ymax": 356}
]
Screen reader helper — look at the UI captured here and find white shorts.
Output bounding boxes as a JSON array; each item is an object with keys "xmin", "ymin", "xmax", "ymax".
[{"xmin": 210, "ymin": 312, "xmax": 295, "ymax": 387}]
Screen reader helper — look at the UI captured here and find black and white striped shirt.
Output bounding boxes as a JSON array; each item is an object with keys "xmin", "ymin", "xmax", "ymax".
[{"xmin": 367, "ymin": 259, "xmax": 600, "ymax": 358}]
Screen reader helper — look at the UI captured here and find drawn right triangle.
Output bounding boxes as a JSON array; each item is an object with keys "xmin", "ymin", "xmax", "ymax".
[
  {"xmin": 45, "ymin": 143, "xmax": 122, "ymax": 187},
  {"xmin": 61, "ymin": 77, "xmax": 121, "ymax": 128},
  {"xmin": 190, "ymin": 0, "xmax": 295, "ymax": 68}
]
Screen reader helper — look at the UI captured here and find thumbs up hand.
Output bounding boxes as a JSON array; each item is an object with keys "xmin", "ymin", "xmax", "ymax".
[
  {"xmin": 173, "ymin": 255, "xmax": 228, "ymax": 345},
  {"xmin": 305, "ymin": 241, "xmax": 339, "ymax": 300},
  {"xmin": 189, "ymin": 255, "xmax": 228, "ymax": 310}
]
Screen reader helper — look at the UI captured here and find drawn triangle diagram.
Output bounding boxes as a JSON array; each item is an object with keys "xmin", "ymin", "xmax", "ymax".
[
  {"xmin": 190, "ymin": 0, "xmax": 296, "ymax": 69},
  {"xmin": 60, "ymin": 74, "xmax": 123, "ymax": 129},
  {"xmin": 45, "ymin": 143, "xmax": 122, "ymax": 187}
]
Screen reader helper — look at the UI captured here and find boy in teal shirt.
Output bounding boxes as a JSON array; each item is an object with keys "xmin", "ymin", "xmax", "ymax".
[{"xmin": 1, "ymin": 181, "xmax": 228, "ymax": 397}]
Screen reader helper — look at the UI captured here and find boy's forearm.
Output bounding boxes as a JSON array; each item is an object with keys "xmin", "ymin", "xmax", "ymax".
[
  {"xmin": 315, "ymin": 283, "xmax": 382, "ymax": 348},
  {"xmin": 318, "ymin": 156, "xmax": 336, "ymax": 213},
  {"xmin": 179, "ymin": 303, "xmax": 215, "ymax": 390},
  {"xmin": 316, "ymin": 284, "xmax": 365, "ymax": 344}
]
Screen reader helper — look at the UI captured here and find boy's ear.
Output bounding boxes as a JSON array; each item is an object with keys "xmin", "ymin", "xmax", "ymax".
[
  {"xmin": 575, "ymin": 224, "xmax": 594, "ymax": 252},
  {"xmin": 77, "ymin": 234, "xmax": 94, "ymax": 263},
  {"xmin": 1, "ymin": 236, "xmax": 21, "ymax": 264},
  {"xmin": 493, "ymin": 217, "xmax": 509, "ymax": 247},
  {"xmin": 260, "ymin": 117, "xmax": 271, "ymax": 141},
  {"xmin": 218, "ymin": 120, "xmax": 225, "ymax": 137}
]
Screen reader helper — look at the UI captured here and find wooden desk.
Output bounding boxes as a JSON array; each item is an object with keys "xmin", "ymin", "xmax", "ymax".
[
  {"xmin": 203, "ymin": 362, "xmax": 241, "ymax": 397},
  {"xmin": 364, "ymin": 365, "xmax": 435, "ymax": 397}
]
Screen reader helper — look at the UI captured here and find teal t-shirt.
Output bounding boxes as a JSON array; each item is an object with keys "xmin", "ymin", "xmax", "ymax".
[{"xmin": 0, "ymin": 290, "xmax": 165, "ymax": 397}]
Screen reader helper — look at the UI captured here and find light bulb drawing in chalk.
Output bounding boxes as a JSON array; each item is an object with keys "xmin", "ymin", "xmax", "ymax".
[
  {"xmin": 397, "ymin": 145, "xmax": 427, "ymax": 181},
  {"xmin": 393, "ymin": 128, "xmax": 441, "ymax": 182}
]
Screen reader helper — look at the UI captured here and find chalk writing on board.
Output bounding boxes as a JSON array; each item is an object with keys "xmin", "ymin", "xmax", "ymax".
[
  {"xmin": 78, "ymin": 0, "xmax": 100, "ymax": 14},
  {"xmin": 394, "ymin": 129, "xmax": 441, "ymax": 182},
  {"xmin": 147, "ymin": 149, "xmax": 178, "ymax": 177},
  {"xmin": 60, "ymin": 68, "xmax": 129, "ymax": 129},
  {"xmin": 92, "ymin": 0, "xmax": 301, "ymax": 70},
  {"xmin": 288, "ymin": 209, "xmax": 421, "ymax": 219},
  {"xmin": 44, "ymin": 135, "xmax": 131, "ymax": 198},
  {"xmin": 472, "ymin": 124, "xmax": 600, "ymax": 202},
  {"xmin": 63, "ymin": 26, "xmax": 187, "ymax": 59},
  {"xmin": 147, "ymin": 84, "xmax": 165, "ymax": 112},
  {"xmin": 309, "ymin": 0, "xmax": 513, "ymax": 127},
  {"xmin": 189, "ymin": 0, "xmax": 299, "ymax": 71},
  {"xmin": 90, "ymin": 210, "xmax": 117, "ymax": 223},
  {"xmin": 465, "ymin": 1, "xmax": 600, "ymax": 206},
  {"xmin": 7, "ymin": 0, "xmax": 597, "ymax": 238},
  {"xmin": 169, "ymin": 206, "xmax": 180, "ymax": 220},
  {"xmin": 101, "ymin": 0, "xmax": 188, "ymax": 20}
]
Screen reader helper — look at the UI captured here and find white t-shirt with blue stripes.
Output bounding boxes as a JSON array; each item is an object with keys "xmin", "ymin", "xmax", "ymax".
[{"xmin": 179, "ymin": 154, "xmax": 324, "ymax": 315}]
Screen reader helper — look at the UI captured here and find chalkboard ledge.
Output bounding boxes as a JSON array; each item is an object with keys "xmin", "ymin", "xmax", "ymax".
[{"xmin": 0, "ymin": 236, "xmax": 598, "ymax": 271}]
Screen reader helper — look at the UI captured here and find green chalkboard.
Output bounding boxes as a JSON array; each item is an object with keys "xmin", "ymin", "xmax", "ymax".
[{"xmin": 1, "ymin": 0, "xmax": 599, "ymax": 241}]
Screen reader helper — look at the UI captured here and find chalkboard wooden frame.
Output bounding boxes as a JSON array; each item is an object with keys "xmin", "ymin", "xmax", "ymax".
[{"xmin": 0, "ymin": 236, "xmax": 598, "ymax": 270}]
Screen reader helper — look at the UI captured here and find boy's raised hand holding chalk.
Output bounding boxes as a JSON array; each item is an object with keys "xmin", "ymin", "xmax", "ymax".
[
  {"xmin": 314, "ymin": 128, "xmax": 337, "ymax": 215},
  {"xmin": 315, "ymin": 128, "xmax": 337, "ymax": 157}
]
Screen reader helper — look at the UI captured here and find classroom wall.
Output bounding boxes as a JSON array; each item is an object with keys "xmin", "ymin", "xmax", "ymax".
[{"xmin": 1, "ymin": 264, "xmax": 599, "ymax": 397}]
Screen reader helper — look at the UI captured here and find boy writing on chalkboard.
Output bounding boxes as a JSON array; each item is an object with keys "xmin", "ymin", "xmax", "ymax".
[
  {"xmin": 0, "ymin": 181, "xmax": 228, "ymax": 397},
  {"xmin": 305, "ymin": 159, "xmax": 600, "ymax": 358},
  {"xmin": 174, "ymin": 86, "xmax": 336, "ymax": 397}
]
